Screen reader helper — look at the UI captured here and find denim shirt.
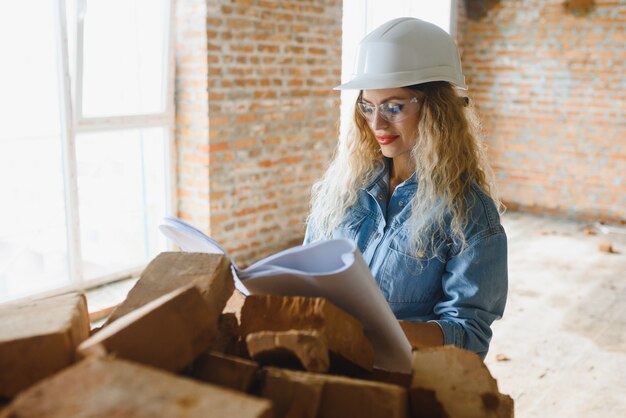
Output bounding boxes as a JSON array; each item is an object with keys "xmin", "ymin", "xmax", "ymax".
[{"xmin": 304, "ymin": 162, "xmax": 508, "ymax": 359}]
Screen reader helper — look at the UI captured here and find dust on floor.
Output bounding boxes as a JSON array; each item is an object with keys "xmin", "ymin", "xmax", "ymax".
[{"xmin": 486, "ymin": 211, "xmax": 626, "ymax": 417}]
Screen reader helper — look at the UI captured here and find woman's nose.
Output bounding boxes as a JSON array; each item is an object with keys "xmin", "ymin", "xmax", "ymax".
[{"xmin": 371, "ymin": 109, "xmax": 389, "ymax": 130}]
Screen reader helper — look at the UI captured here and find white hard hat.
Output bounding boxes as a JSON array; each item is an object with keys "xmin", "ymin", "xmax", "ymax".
[{"xmin": 336, "ymin": 17, "xmax": 467, "ymax": 90}]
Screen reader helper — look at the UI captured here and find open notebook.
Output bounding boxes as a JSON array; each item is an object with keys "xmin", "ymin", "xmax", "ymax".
[{"xmin": 159, "ymin": 215, "xmax": 412, "ymax": 373}]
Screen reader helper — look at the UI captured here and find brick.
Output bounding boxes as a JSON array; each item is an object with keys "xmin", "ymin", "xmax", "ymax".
[
  {"xmin": 409, "ymin": 346, "xmax": 513, "ymax": 418},
  {"xmin": 259, "ymin": 367, "xmax": 408, "ymax": 418},
  {"xmin": 0, "ymin": 357, "xmax": 273, "ymax": 418},
  {"xmin": 78, "ymin": 286, "xmax": 214, "ymax": 372},
  {"xmin": 259, "ymin": 367, "xmax": 323, "ymax": 418},
  {"xmin": 598, "ymin": 242, "xmax": 615, "ymax": 253},
  {"xmin": 246, "ymin": 330, "xmax": 330, "ymax": 373},
  {"xmin": 222, "ymin": 284, "xmax": 245, "ymax": 308},
  {"xmin": 240, "ymin": 295, "xmax": 374, "ymax": 373},
  {"xmin": 318, "ymin": 375, "xmax": 408, "ymax": 418},
  {"xmin": 105, "ymin": 252, "xmax": 233, "ymax": 327},
  {"xmin": 208, "ymin": 312, "xmax": 241, "ymax": 355},
  {"xmin": 355, "ymin": 367, "xmax": 412, "ymax": 388},
  {"xmin": 0, "ymin": 293, "xmax": 89, "ymax": 398},
  {"xmin": 190, "ymin": 351, "xmax": 259, "ymax": 392}
]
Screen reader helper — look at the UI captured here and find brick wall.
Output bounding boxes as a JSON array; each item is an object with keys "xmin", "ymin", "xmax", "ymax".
[
  {"xmin": 457, "ymin": 0, "xmax": 626, "ymax": 222},
  {"xmin": 175, "ymin": 0, "xmax": 342, "ymax": 266},
  {"xmin": 176, "ymin": 0, "xmax": 212, "ymax": 233}
]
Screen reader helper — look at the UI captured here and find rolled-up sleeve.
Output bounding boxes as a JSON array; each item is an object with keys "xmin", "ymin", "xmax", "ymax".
[{"xmin": 429, "ymin": 227, "xmax": 508, "ymax": 359}]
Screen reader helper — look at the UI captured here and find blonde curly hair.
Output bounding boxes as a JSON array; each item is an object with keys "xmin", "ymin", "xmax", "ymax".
[{"xmin": 307, "ymin": 81, "xmax": 503, "ymax": 257}]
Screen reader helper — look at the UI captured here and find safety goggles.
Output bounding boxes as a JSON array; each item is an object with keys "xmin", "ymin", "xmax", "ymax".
[{"xmin": 356, "ymin": 96, "xmax": 420, "ymax": 123}]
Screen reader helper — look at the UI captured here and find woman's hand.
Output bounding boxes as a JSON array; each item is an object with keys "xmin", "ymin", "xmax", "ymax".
[{"xmin": 398, "ymin": 320, "xmax": 444, "ymax": 350}]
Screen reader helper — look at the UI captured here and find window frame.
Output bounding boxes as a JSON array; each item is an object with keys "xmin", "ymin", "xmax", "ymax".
[{"xmin": 50, "ymin": 0, "xmax": 176, "ymax": 296}]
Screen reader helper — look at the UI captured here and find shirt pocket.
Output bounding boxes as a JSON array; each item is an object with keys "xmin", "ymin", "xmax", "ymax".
[{"xmin": 380, "ymin": 229, "xmax": 445, "ymax": 304}]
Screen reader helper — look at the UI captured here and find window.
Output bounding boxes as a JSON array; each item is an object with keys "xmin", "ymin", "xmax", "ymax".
[
  {"xmin": 340, "ymin": 0, "xmax": 455, "ymax": 141},
  {"xmin": 0, "ymin": 0, "xmax": 175, "ymax": 303}
]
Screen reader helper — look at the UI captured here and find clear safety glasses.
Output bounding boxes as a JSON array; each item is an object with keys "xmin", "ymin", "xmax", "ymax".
[{"xmin": 357, "ymin": 96, "xmax": 420, "ymax": 123}]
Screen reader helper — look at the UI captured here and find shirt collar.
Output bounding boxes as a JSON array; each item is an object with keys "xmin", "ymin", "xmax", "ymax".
[
  {"xmin": 362, "ymin": 159, "xmax": 389, "ymax": 192},
  {"xmin": 362, "ymin": 158, "xmax": 417, "ymax": 192}
]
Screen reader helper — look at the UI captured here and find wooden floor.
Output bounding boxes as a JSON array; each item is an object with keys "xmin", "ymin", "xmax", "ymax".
[
  {"xmin": 485, "ymin": 211, "xmax": 626, "ymax": 417},
  {"xmin": 86, "ymin": 211, "xmax": 626, "ymax": 417}
]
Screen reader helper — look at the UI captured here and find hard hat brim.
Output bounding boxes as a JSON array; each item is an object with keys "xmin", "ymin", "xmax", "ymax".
[{"xmin": 334, "ymin": 68, "xmax": 468, "ymax": 91}]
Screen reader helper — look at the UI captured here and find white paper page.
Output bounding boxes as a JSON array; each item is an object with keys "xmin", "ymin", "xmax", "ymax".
[
  {"xmin": 159, "ymin": 217, "xmax": 250, "ymax": 294},
  {"xmin": 158, "ymin": 218, "xmax": 412, "ymax": 372},
  {"xmin": 243, "ymin": 239, "xmax": 349, "ymax": 274},
  {"xmin": 159, "ymin": 216, "xmax": 227, "ymax": 255},
  {"xmin": 240, "ymin": 239, "xmax": 413, "ymax": 373}
]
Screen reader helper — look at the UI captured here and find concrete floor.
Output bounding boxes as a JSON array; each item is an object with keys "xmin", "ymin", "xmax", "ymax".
[
  {"xmin": 484, "ymin": 211, "xmax": 626, "ymax": 417},
  {"xmin": 86, "ymin": 211, "xmax": 626, "ymax": 417}
]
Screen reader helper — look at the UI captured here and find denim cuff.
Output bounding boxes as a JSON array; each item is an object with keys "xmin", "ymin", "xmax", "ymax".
[{"xmin": 428, "ymin": 319, "xmax": 465, "ymax": 348}]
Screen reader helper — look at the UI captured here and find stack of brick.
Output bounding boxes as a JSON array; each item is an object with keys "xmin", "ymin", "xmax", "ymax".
[{"xmin": 0, "ymin": 252, "xmax": 513, "ymax": 417}]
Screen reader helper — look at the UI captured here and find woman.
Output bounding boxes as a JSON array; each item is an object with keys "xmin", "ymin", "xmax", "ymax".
[{"xmin": 304, "ymin": 17, "xmax": 507, "ymax": 359}]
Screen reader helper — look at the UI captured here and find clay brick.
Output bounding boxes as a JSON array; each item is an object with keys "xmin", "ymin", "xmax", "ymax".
[
  {"xmin": 105, "ymin": 252, "xmax": 233, "ymax": 328},
  {"xmin": 409, "ymin": 346, "xmax": 513, "ymax": 418},
  {"xmin": 260, "ymin": 367, "xmax": 323, "ymax": 418},
  {"xmin": 0, "ymin": 357, "xmax": 273, "ymax": 418},
  {"xmin": 356, "ymin": 367, "xmax": 412, "ymax": 388},
  {"xmin": 78, "ymin": 286, "xmax": 214, "ymax": 372},
  {"xmin": 190, "ymin": 351, "xmax": 259, "ymax": 392},
  {"xmin": 246, "ymin": 330, "xmax": 330, "ymax": 373},
  {"xmin": 260, "ymin": 367, "xmax": 408, "ymax": 418},
  {"xmin": 208, "ymin": 312, "xmax": 242, "ymax": 355},
  {"xmin": 0, "ymin": 293, "xmax": 89, "ymax": 398},
  {"xmin": 598, "ymin": 242, "xmax": 615, "ymax": 253},
  {"xmin": 240, "ymin": 295, "xmax": 374, "ymax": 372},
  {"xmin": 223, "ymin": 288, "xmax": 246, "ymax": 322}
]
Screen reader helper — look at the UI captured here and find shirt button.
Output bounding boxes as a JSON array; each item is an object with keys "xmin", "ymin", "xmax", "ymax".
[
  {"xmin": 375, "ymin": 232, "xmax": 382, "ymax": 240},
  {"xmin": 417, "ymin": 249, "xmax": 425, "ymax": 258},
  {"xmin": 398, "ymin": 200, "xmax": 404, "ymax": 207},
  {"xmin": 377, "ymin": 194, "xmax": 384, "ymax": 200}
]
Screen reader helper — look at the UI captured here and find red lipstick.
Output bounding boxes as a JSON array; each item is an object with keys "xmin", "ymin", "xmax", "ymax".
[{"xmin": 375, "ymin": 134, "xmax": 398, "ymax": 145}]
